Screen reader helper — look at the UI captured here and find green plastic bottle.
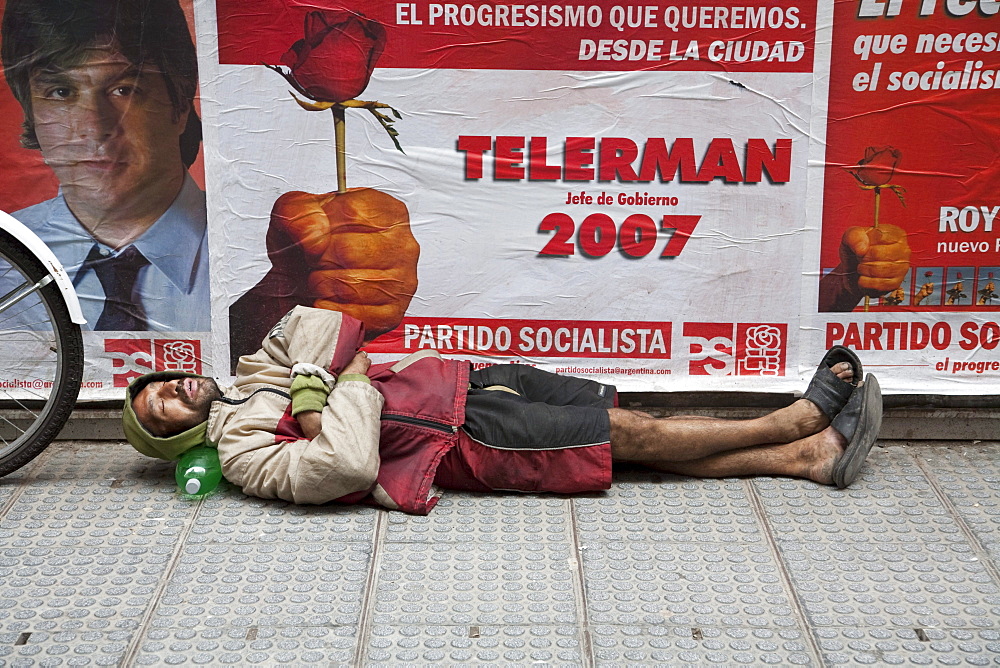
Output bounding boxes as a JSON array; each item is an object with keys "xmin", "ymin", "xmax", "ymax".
[{"xmin": 175, "ymin": 446, "xmax": 222, "ymax": 496}]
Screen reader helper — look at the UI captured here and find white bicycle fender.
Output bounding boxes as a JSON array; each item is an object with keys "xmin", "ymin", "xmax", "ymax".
[{"xmin": 0, "ymin": 210, "xmax": 86, "ymax": 324}]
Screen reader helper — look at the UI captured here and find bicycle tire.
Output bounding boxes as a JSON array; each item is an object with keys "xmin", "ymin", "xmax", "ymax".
[{"xmin": 0, "ymin": 231, "xmax": 84, "ymax": 477}]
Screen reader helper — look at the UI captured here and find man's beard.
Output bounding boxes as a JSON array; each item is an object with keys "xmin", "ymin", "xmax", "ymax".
[{"xmin": 190, "ymin": 377, "xmax": 223, "ymax": 420}]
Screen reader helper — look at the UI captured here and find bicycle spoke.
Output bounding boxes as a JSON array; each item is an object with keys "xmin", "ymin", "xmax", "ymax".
[
  {"xmin": 0, "ymin": 298, "xmax": 56, "ymax": 331},
  {"xmin": 0, "ymin": 413, "xmax": 27, "ymax": 446},
  {"xmin": 0, "ymin": 273, "xmax": 52, "ymax": 316},
  {"xmin": 0, "ymin": 386, "xmax": 50, "ymax": 407},
  {"xmin": 0, "ymin": 236, "xmax": 83, "ymax": 476}
]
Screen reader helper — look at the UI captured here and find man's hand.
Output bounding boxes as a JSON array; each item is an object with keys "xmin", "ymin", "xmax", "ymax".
[
  {"xmin": 341, "ymin": 350, "xmax": 371, "ymax": 376},
  {"xmin": 298, "ymin": 411, "xmax": 323, "ymax": 440},
  {"xmin": 839, "ymin": 224, "xmax": 910, "ymax": 296},
  {"xmin": 295, "ymin": 352, "xmax": 369, "ymax": 441},
  {"xmin": 267, "ymin": 187, "xmax": 419, "ymax": 340}
]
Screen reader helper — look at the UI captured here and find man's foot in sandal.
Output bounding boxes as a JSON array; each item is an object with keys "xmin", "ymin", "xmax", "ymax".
[
  {"xmin": 830, "ymin": 374, "xmax": 883, "ymax": 488},
  {"xmin": 803, "ymin": 345, "xmax": 863, "ymax": 420},
  {"xmin": 774, "ymin": 347, "xmax": 861, "ymax": 443}
]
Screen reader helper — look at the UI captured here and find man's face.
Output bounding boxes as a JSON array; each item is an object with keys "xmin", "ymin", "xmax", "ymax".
[
  {"xmin": 28, "ymin": 46, "xmax": 187, "ymax": 222},
  {"xmin": 133, "ymin": 376, "xmax": 221, "ymax": 437}
]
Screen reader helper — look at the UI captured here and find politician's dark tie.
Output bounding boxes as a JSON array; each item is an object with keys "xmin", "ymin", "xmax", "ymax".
[{"xmin": 85, "ymin": 245, "xmax": 151, "ymax": 331}]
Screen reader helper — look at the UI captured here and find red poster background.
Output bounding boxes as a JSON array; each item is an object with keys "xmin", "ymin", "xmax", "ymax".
[
  {"xmin": 0, "ymin": 0, "xmax": 57, "ymax": 213},
  {"xmin": 821, "ymin": 0, "xmax": 1000, "ymax": 311},
  {"xmin": 214, "ymin": 0, "xmax": 816, "ymax": 73}
]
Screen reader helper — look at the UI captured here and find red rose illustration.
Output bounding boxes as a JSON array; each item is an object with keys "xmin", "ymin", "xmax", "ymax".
[
  {"xmin": 265, "ymin": 10, "xmax": 401, "ymax": 190},
  {"xmin": 276, "ymin": 10, "xmax": 386, "ymax": 103},
  {"xmin": 849, "ymin": 146, "xmax": 901, "ymax": 187},
  {"xmin": 238, "ymin": 12, "xmax": 412, "ymax": 361}
]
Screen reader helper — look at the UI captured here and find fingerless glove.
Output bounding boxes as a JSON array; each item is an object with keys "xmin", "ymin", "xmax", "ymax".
[{"xmin": 290, "ymin": 373, "xmax": 330, "ymax": 417}]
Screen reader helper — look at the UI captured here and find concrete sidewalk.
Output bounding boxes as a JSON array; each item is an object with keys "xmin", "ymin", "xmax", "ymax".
[{"xmin": 1, "ymin": 439, "xmax": 999, "ymax": 666}]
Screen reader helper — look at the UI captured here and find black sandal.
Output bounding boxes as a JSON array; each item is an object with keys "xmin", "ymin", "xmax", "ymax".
[
  {"xmin": 802, "ymin": 345, "xmax": 863, "ymax": 419},
  {"xmin": 831, "ymin": 374, "xmax": 883, "ymax": 488}
]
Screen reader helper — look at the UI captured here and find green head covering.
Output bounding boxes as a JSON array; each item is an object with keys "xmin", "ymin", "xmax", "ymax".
[{"xmin": 122, "ymin": 371, "xmax": 215, "ymax": 461}]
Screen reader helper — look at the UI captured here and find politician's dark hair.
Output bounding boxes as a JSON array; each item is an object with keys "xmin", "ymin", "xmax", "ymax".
[{"xmin": 1, "ymin": 0, "xmax": 202, "ymax": 167}]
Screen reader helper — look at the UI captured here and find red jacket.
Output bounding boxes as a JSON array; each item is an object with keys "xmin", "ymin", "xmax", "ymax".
[
  {"xmin": 213, "ymin": 306, "xmax": 468, "ymax": 514},
  {"xmin": 340, "ymin": 351, "xmax": 470, "ymax": 514}
]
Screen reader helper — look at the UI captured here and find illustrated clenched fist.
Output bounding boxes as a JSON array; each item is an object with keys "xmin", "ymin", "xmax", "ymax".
[
  {"xmin": 883, "ymin": 288, "xmax": 904, "ymax": 306},
  {"xmin": 267, "ymin": 188, "xmax": 419, "ymax": 339},
  {"xmin": 978, "ymin": 281, "xmax": 997, "ymax": 305},
  {"xmin": 838, "ymin": 223, "xmax": 910, "ymax": 297}
]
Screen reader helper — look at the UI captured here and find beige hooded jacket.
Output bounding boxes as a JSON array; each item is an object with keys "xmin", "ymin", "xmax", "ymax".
[{"xmin": 208, "ymin": 306, "xmax": 384, "ymax": 504}]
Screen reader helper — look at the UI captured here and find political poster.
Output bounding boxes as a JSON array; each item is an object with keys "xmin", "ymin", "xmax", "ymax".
[
  {"xmin": 0, "ymin": 0, "xmax": 209, "ymax": 398},
  {"xmin": 819, "ymin": 0, "xmax": 1000, "ymax": 390},
  {"xmin": 208, "ymin": 0, "xmax": 821, "ymax": 392}
]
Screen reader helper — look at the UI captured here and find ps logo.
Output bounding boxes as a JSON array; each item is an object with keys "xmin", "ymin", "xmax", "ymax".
[
  {"xmin": 104, "ymin": 339, "xmax": 203, "ymax": 387},
  {"xmin": 683, "ymin": 323, "xmax": 787, "ymax": 376}
]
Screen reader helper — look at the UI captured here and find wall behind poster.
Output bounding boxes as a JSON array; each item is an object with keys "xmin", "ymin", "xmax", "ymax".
[
  {"xmin": 1, "ymin": 0, "xmax": 995, "ymax": 397},
  {"xmin": 0, "ymin": 0, "xmax": 211, "ymax": 399}
]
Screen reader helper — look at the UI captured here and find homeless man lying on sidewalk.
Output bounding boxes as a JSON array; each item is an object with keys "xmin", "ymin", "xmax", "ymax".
[{"xmin": 121, "ymin": 306, "xmax": 883, "ymax": 515}]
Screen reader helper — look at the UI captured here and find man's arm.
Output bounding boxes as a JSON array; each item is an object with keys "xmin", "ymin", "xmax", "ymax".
[
  {"xmin": 297, "ymin": 351, "xmax": 371, "ymax": 439},
  {"xmin": 219, "ymin": 350, "xmax": 380, "ymax": 505},
  {"xmin": 218, "ymin": 367, "xmax": 384, "ymax": 505},
  {"xmin": 297, "ymin": 410, "xmax": 323, "ymax": 440},
  {"xmin": 234, "ymin": 305, "xmax": 365, "ymax": 390},
  {"xmin": 220, "ymin": 308, "xmax": 382, "ymax": 504}
]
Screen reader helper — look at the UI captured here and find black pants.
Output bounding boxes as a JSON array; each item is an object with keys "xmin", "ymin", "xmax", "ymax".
[{"xmin": 463, "ymin": 365, "xmax": 616, "ymax": 450}]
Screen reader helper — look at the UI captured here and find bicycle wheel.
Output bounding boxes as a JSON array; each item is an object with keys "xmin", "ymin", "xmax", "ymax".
[{"xmin": 0, "ymin": 231, "xmax": 84, "ymax": 477}]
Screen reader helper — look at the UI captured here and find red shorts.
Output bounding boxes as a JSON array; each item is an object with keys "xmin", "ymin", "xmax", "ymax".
[
  {"xmin": 435, "ymin": 433, "xmax": 612, "ymax": 494},
  {"xmin": 433, "ymin": 365, "xmax": 615, "ymax": 494}
]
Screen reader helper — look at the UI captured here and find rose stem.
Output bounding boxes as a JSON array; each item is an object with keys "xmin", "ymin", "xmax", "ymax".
[
  {"xmin": 873, "ymin": 186, "xmax": 881, "ymax": 229},
  {"xmin": 863, "ymin": 187, "xmax": 882, "ymax": 312},
  {"xmin": 333, "ymin": 106, "xmax": 347, "ymax": 193}
]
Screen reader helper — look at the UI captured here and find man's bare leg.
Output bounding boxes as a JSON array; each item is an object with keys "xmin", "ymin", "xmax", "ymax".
[
  {"xmin": 609, "ymin": 362, "xmax": 854, "ymax": 465},
  {"xmin": 638, "ymin": 426, "xmax": 848, "ymax": 485}
]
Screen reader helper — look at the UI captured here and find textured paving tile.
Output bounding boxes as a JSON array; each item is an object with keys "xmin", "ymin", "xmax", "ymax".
[
  {"xmin": 0, "ymin": 629, "xmax": 134, "ymax": 666},
  {"xmin": 374, "ymin": 541, "xmax": 578, "ymax": 627},
  {"xmin": 0, "ymin": 466, "xmax": 32, "ymax": 508},
  {"xmin": 2, "ymin": 440, "xmax": 1000, "ymax": 666},
  {"xmin": 133, "ymin": 624, "xmax": 358, "ymax": 665},
  {"xmin": 919, "ymin": 443, "xmax": 1000, "ymax": 559},
  {"xmin": 582, "ymin": 541, "xmax": 800, "ymax": 629},
  {"xmin": 29, "ymin": 441, "xmax": 173, "ymax": 486},
  {"xmin": 0, "ymin": 441, "xmax": 192, "ymax": 552},
  {"xmin": 187, "ymin": 493, "xmax": 377, "ymax": 546},
  {"xmin": 364, "ymin": 623, "xmax": 585, "ymax": 665},
  {"xmin": 0, "ymin": 545, "xmax": 173, "ymax": 635},
  {"xmin": 386, "ymin": 494, "xmax": 572, "ymax": 544},
  {"xmin": 148, "ymin": 541, "xmax": 372, "ymax": 632},
  {"xmin": 780, "ymin": 540, "xmax": 1000, "ymax": 630},
  {"xmin": 753, "ymin": 447, "xmax": 966, "ymax": 545},
  {"xmin": 575, "ymin": 473, "xmax": 761, "ymax": 544},
  {"xmin": 366, "ymin": 507, "xmax": 585, "ymax": 664},
  {"xmin": 589, "ymin": 625, "xmax": 816, "ymax": 666},
  {"xmin": 812, "ymin": 626, "xmax": 1000, "ymax": 665},
  {"xmin": 0, "ymin": 488, "xmax": 193, "ymax": 550}
]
